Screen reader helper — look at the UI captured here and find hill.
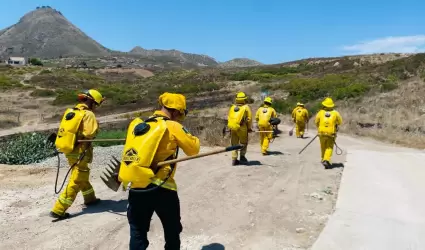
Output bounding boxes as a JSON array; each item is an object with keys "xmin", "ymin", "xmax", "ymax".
[
  {"xmin": 219, "ymin": 58, "xmax": 264, "ymax": 68},
  {"xmin": 129, "ymin": 46, "xmax": 218, "ymax": 67},
  {"xmin": 0, "ymin": 6, "xmax": 245, "ymax": 68},
  {"xmin": 0, "ymin": 7, "xmax": 110, "ymax": 58}
]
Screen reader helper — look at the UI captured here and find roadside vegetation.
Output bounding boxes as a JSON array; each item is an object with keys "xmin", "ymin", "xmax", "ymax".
[
  {"xmin": 1, "ymin": 53, "xmax": 425, "ymax": 149},
  {"xmin": 0, "ymin": 116, "xmax": 236, "ymax": 165}
]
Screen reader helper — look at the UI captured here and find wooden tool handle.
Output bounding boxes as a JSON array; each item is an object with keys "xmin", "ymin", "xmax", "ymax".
[
  {"xmin": 156, "ymin": 144, "xmax": 244, "ymax": 167},
  {"xmin": 78, "ymin": 138, "xmax": 126, "ymax": 142}
]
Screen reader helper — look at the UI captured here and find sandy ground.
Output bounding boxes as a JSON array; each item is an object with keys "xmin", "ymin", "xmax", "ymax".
[{"xmin": 0, "ymin": 126, "xmax": 346, "ymax": 250}]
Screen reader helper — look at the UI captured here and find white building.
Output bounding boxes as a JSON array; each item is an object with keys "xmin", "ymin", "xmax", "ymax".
[{"xmin": 6, "ymin": 57, "xmax": 26, "ymax": 66}]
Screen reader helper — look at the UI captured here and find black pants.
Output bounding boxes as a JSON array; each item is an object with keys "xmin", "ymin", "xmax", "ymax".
[{"xmin": 127, "ymin": 184, "xmax": 183, "ymax": 250}]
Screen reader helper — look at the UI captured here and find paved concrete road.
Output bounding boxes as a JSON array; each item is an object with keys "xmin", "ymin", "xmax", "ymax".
[{"xmin": 312, "ymin": 148, "xmax": 425, "ymax": 250}]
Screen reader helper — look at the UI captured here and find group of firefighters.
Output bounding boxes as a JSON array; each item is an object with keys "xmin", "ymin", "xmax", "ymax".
[
  {"xmin": 227, "ymin": 91, "xmax": 342, "ymax": 169},
  {"xmin": 49, "ymin": 89, "xmax": 342, "ymax": 250}
]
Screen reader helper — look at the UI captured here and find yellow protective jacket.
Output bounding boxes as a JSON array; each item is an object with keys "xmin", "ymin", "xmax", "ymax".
[
  {"xmin": 228, "ymin": 103, "xmax": 253, "ymax": 130},
  {"xmin": 315, "ymin": 109, "xmax": 342, "ymax": 136},
  {"xmin": 255, "ymin": 104, "xmax": 277, "ymax": 128},
  {"xmin": 292, "ymin": 107, "xmax": 309, "ymax": 123},
  {"xmin": 66, "ymin": 103, "xmax": 99, "ymax": 164},
  {"xmin": 147, "ymin": 110, "xmax": 200, "ymax": 191}
]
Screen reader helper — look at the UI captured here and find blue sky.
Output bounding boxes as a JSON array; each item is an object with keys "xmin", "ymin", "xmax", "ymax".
[{"xmin": 1, "ymin": 0, "xmax": 424, "ymax": 64}]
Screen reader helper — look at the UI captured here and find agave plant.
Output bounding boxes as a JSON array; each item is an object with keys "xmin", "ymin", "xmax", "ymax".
[{"xmin": 0, "ymin": 132, "xmax": 56, "ymax": 165}]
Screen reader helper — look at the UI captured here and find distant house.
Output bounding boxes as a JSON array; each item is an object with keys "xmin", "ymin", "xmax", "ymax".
[{"xmin": 6, "ymin": 57, "xmax": 26, "ymax": 66}]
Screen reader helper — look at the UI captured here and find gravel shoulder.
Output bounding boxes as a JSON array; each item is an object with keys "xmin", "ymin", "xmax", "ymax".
[{"xmin": 1, "ymin": 127, "xmax": 346, "ymax": 250}]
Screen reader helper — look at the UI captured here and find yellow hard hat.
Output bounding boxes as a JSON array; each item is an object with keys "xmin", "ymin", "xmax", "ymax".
[
  {"xmin": 264, "ymin": 97, "xmax": 273, "ymax": 104},
  {"xmin": 78, "ymin": 89, "xmax": 105, "ymax": 105},
  {"xmin": 235, "ymin": 92, "xmax": 247, "ymax": 103},
  {"xmin": 159, "ymin": 92, "xmax": 188, "ymax": 115},
  {"xmin": 322, "ymin": 97, "xmax": 335, "ymax": 108}
]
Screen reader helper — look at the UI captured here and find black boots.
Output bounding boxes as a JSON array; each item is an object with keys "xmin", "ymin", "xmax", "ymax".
[{"xmin": 233, "ymin": 156, "xmax": 248, "ymax": 165}]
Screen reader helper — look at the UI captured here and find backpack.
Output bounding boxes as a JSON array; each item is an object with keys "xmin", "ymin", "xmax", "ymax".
[
  {"xmin": 318, "ymin": 110, "xmax": 338, "ymax": 135},
  {"xmin": 55, "ymin": 107, "xmax": 86, "ymax": 154},
  {"xmin": 227, "ymin": 104, "xmax": 247, "ymax": 131},
  {"xmin": 258, "ymin": 106, "xmax": 273, "ymax": 127},
  {"xmin": 118, "ymin": 116, "xmax": 170, "ymax": 188},
  {"xmin": 295, "ymin": 108, "xmax": 306, "ymax": 122}
]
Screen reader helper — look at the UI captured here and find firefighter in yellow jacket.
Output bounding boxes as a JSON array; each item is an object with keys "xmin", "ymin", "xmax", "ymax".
[
  {"xmin": 50, "ymin": 89, "xmax": 105, "ymax": 219},
  {"xmin": 125, "ymin": 92, "xmax": 200, "ymax": 249},
  {"xmin": 315, "ymin": 97, "xmax": 342, "ymax": 169},
  {"xmin": 227, "ymin": 92, "xmax": 252, "ymax": 165},
  {"xmin": 255, "ymin": 97, "xmax": 277, "ymax": 155},
  {"xmin": 292, "ymin": 103, "xmax": 309, "ymax": 138}
]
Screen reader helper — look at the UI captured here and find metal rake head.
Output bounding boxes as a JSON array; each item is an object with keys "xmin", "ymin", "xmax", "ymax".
[{"xmin": 100, "ymin": 155, "xmax": 122, "ymax": 192}]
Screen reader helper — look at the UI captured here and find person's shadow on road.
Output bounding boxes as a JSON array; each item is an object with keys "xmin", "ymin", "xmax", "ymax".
[
  {"xmin": 265, "ymin": 151, "xmax": 283, "ymax": 155},
  {"xmin": 328, "ymin": 163, "xmax": 345, "ymax": 169},
  {"xmin": 238, "ymin": 160, "xmax": 262, "ymax": 166},
  {"xmin": 73, "ymin": 199, "xmax": 128, "ymax": 218},
  {"xmin": 202, "ymin": 243, "xmax": 225, "ymax": 250}
]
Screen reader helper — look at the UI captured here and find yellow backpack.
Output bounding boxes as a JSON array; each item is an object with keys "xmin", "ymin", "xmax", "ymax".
[
  {"xmin": 118, "ymin": 115, "xmax": 169, "ymax": 188},
  {"xmin": 318, "ymin": 110, "xmax": 337, "ymax": 135},
  {"xmin": 258, "ymin": 106, "xmax": 273, "ymax": 127},
  {"xmin": 295, "ymin": 108, "xmax": 306, "ymax": 122},
  {"xmin": 55, "ymin": 107, "xmax": 86, "ymax": 154},
  {"xmin": 227, "ymin": 104, "xmax": 247, "ymax": 131}
]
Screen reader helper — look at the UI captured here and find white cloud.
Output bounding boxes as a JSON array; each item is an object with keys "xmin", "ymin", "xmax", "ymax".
[{"xmin": 342, "ymin": 35, "xmax": 425, "ymax": 54}]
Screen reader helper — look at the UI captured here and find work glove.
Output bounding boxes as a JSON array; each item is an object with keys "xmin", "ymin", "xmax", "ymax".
[{"xmin": 248, "ymin": 128, "xmax": 253, "ymax": 133}]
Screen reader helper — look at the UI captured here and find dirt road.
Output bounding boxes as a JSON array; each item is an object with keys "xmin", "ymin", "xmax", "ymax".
[{"xmin": 0, "ymin": 127, "xmax": 347, "ymax": 250}]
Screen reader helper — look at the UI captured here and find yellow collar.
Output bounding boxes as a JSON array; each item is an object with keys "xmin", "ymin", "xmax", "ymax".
[
  {"xmin": 153, "ymin": 110, "xmax": 171, "ymax": 119},
  {"xmin": 75, "ymin": 103, "xmax": 90, "ymax": 110}
]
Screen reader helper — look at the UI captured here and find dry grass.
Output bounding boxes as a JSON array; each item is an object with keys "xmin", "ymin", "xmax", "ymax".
[
  {"xmin": 96, "ymin": 68, "xmax": 154, "ymax": 78},
  {"xmin": 336, "ymin": 77, "xmax": 425, "ymax": 148},
  {"xmin": 0, "ymin": 119, "xmax": 20, "ymax": 129},
  {"xmin": 183, "ymin": 116, "xmax": 260, "ymax": 147}
]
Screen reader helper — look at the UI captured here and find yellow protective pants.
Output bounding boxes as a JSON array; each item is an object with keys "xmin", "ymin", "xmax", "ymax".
[
  {"xmin": 295, "ymin": 121, "xmax": 306, "ymax": 137},
  {"xmin": 259, "ymin": 125, "xmax": 273, "ymax": 154},
  {"xmin": 319, "ymin": 135, "xmax": 335, "ymax": 163},
  {"xmin": 230, "ymin": 125, "xmax": 248, "ymax": 160},
  {"xmin": 51, "ymin": 160, "xmax": 97, "ymax": 216}
]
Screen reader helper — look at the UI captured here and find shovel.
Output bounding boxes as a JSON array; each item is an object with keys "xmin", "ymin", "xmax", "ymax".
[
  {"xmin": 289, "ymin": 125, "xmax": 295, "ymax": 136},
  {"xmin": 101, "ymin": 144, "xmax": 245, "ymax": 192}
]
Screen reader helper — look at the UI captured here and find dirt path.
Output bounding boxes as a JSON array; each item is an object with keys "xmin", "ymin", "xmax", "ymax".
[{"xmin": 0, "ymin": 126, "xmax": 347, "ymax": 250}]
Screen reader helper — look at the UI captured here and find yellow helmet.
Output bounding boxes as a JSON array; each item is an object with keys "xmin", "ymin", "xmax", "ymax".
[
  {"xmin": 78, "ymin": 89, "xmax": 105, "ymax": 105},
  {"xmin": 321, "ymin": 97, "xmax": 335, "ymax": 108},
  {"xmin": 158, "ymin": 92, "xmax": 188, "ymax": 116},
  {"xmin": 235, "ymin": 92, "xmax": 247, "ymax": 103},
  {"xmin": 264, "ymin": 97, "xmax": 272, "ymax": 104}
]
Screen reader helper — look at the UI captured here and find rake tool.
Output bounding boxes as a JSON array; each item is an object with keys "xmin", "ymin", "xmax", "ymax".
[
  {"xmin": 100, "ymin": 144, "xmax": 245, "ymax": 192},
  {"xmin": 47, "ymin": 132, "xmax": 125, "ymax": 143},
  {"xmin": 222, "ymin": 117, "xmax": 281, "ymax": 137},
  {"xmin": 222, "ymin": 127, "xmax": 274, "ymax": 137}
]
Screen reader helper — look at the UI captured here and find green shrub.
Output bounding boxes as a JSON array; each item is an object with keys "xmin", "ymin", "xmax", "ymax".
[
  {"xmin": 53, "ymin": 90, "xmax": 79, "ymax": 105},
  {"xmin": 0, "ymin": 132, "xmax": 55, "ymax": 165},
  {"xmin": 332, "ymin": 83, "xmax": 371, "ymax": 100},
  {"xmin": 282, "ymin": 74, "xmax": 371, "ymax": 102},
  {"xmin": 0, "ymin": 75, "xmax": 22, "ymax": 90},
  {"xmin": 39, "ymin": 69, "xmax": 52, "ymax": 74},
  {"xmin": 30, "ymin": 89, "xmax": 57, "ymax": 97},
  {"xmin": 92, "ymin": 129, "xmax": 127, "ymax": 147},
  {"xmin": 29, "ymin": 58, "xmax": 43, "ymax": 66},
  {"xmin": 272, "ymin": 99, "xmax": 296, "ymax": 114}
]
